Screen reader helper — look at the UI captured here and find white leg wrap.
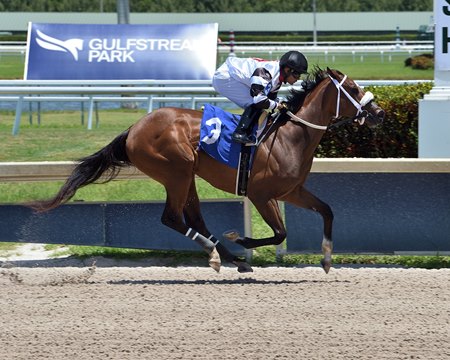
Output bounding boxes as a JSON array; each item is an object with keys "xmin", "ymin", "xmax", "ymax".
[
  {"xmin": 185, "ymin": 228, "xmax": 215, "ymax": 253},
  {"xmin": 208, "ymin": 235, "xmax": 220, "ymax": 246}
]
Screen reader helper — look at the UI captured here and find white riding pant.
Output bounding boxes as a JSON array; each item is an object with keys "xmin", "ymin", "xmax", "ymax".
[{"xmin": 212, "ymin": 62, "xmax": 253, "ymax": 109}]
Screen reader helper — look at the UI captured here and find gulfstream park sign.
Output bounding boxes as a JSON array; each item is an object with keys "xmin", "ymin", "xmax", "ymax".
[
  {"xmin": 24, "ymin": 23, "xmax": 218, "ymax": 80},
  {"xmin": 418, "ymin": 0, "xmax": 450, "ymax": 158},
  {"xmin": 87, "ymin": 38, "xmax": 201, "ymax": 62},
  {"xmin": 435, "ymin": 0, "xmax": 450, "ymax": 71}
]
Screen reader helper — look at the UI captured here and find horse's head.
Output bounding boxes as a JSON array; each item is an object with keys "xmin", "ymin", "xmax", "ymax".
[{"xmin": 326, "ymin": 68, "xmax": 385, "ymax": 128}]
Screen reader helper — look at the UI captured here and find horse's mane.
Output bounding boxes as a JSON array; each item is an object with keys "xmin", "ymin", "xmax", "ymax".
[{"xmin": 285, "ymin": 66, "xmax": 328, "ymax": 113}]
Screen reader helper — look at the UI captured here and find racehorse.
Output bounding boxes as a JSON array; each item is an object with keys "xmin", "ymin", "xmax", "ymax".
[{"xmin": 27, "ymin": 67, "xmax": 385, "ymax": 274}]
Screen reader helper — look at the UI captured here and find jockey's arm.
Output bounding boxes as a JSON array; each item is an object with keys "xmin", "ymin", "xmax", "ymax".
[{"xmin": 249, "ymin": 68, "xmax": 279, "ymax": 111}]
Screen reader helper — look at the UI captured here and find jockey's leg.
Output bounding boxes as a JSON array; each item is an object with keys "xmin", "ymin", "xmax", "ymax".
[{"xmin": 232, "ymin": 105, "xmax": 260, "ymax": 144}]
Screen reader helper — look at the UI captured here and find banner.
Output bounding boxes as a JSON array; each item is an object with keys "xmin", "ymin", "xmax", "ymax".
[
  {"xmin": 24, "ymin": 22, "xmax": 218, "ymax": 80},
  {"xmin": 435, "ymin": 0, "xmax": 450, "ymax": 70}
]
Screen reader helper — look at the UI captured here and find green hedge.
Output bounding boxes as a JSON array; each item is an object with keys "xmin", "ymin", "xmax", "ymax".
[{"xmin": 316, "ymin": 82, "xmax": 433, "ymax": 158}]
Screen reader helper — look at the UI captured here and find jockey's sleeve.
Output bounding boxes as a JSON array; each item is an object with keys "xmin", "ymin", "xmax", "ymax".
[{"xmin": 250, "ymin": 68, "xmax": 278, "ymax": 110}]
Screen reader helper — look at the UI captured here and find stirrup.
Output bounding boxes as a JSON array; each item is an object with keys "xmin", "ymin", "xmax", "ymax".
[{"xmin": 232, "ymin": 132, "xmax": 255, "ymax": 145}]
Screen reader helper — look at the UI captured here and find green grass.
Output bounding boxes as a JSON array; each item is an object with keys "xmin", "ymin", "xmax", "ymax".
[
  {"xmin": 218, "ymin": 51, "xmax": 434, "ymax": 80},
  {"xmin": 2, "ymin": 51, "xmax": 434, "ymax": 80},
  {"xmin": 0, "ymin": 110, "xmax": 146, "ymax": 161},
  {"xmin": 0, "ymin": 242, "xmax": 20, "ymax": 251},
  {"xmin": 0, "ymin": 54, "xmax": 26, "ymax": 79},
  {"xmin": 305, "ymin": 52, "xmax": 433, "ymax": 80}
]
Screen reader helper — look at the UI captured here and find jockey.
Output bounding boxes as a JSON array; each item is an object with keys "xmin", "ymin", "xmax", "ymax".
[{"xmin": 212, "ymin": 50, "xmax": 308, "ymax": 144}]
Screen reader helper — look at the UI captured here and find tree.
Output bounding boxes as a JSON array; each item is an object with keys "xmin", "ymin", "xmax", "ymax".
[{"xmin": 0, "ymin": 0, "xmax": 433, "ymax": 12}]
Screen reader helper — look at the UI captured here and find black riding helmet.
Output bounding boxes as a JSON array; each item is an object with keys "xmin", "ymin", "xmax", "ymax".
[{"xmin": 279, "ymin": 51, "xmax": 308, "ymax": 74}]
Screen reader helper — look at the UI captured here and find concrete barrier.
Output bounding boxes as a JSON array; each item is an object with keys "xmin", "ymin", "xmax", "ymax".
[
  {"xmin": 0, "ymin": 200, "xmax": 248, "ymax": 256},
  {"xmin": 283, "ymin": 158, "xmax": 450, "ymax": 255},
  {"xmin": 1, "ymin": 159, "xmax": 449, "ymax": 255}
]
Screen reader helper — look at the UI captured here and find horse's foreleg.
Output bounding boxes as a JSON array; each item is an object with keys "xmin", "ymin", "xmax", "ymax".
[
  {"xmin": 282, "ymin": 186, "xmax": 334, "ymax": 273},
  {"xmin": 183, "ymin": 181, "xmax": 253, "ymax": 273},
  {"xmin": 234, "ymin": 198, "xmax": 287, "ymax": 249}
]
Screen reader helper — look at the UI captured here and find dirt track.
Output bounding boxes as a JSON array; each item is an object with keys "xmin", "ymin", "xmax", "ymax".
[{"xmin": 0, "ymin": 263, "xmax": 449, "ymax": 360}]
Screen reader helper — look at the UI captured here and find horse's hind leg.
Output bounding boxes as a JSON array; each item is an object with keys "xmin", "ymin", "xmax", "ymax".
[
  {"xmin": 144, "ymin": 165, "xmax": 221, "ymax": 272},
  {"xmin": 161, "ymin": 181, "xmax": 221, "ymax": 272},
  {"xmin": 126, "ymin": 113, "xmax": 220, "ymax": 271},
  {"xmin": 282, "ymin": 186, "xmax": 334, "ymax": 274},
  {"xmin": 183, "ymin": 180, "xmax": 253, "ymax": 273}
]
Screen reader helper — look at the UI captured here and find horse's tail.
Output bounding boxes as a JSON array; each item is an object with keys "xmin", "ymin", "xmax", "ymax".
[{"xmin": 27, "ymin": 129, "xmax": 131, "ymax": 212}]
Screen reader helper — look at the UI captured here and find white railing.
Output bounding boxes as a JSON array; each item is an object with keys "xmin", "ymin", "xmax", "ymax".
[
  {"xmin": 0, "ymin": 79, "xmax": 433, "ymax": 135},
  {"xmin": 1, "ymin": 160, "xmax": 448, "ymax": 256},
  {"xmin": 0, "ymin": 40, "xmax": 434, "ymax": 54},
  {"xmin": 0, "ymin": 81, "xmax": 225, "ymax": 134}
]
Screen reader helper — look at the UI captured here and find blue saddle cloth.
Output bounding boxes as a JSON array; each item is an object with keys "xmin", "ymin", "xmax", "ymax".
[{"xmin": 199, "ymin": 104, "xmax": 257, "ymax": 169}]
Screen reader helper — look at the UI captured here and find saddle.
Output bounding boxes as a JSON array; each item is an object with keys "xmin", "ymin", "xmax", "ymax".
[
  {"xmin": 199, "ymin": 104, "xmax": 283, "ymax": 196},
  {"xmin": 236, "ymin": 111, "xmax": 284, "ymax": 195}
]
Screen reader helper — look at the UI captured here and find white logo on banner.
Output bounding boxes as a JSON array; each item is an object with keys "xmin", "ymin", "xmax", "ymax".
[{"xmin": 35, "ymin": 30, "xmax": 83, "ymax": 61}]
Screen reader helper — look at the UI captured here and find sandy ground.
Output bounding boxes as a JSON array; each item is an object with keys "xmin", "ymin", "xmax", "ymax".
[{"xmin": 0, "ymin": 256, "xmax": 449, "ymax": 360}]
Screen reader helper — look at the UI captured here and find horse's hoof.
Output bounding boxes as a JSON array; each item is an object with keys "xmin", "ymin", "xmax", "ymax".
[
  {"xmin": 208, "ymin": 248, "xmax": 221, "ymax": 273},
  {"xmin": 233, "ymin": 260, "xmax": 253, "ymax": 273},
  {"xmin": 209, "ymin": 261, "xmax": 221, "ymax": 273},
  {"xmin": 320, "ymin": 259, "xmax": 331, "ymax": 274},
  {"xmin": 223, "ymin": 229, "xmax": 240, "ymax": 242}
]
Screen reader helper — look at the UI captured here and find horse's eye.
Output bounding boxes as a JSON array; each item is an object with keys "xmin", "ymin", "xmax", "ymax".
[{"xmin": 350, "ymin": 87, "xmax": 359, "ymax": 95}]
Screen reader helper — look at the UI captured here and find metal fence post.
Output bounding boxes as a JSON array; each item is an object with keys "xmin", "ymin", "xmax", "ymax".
[
  {"xmin": 12, "ymin": 95, "xmax": 23, "ymax": 135},
  {"xmin": 243, "ymin": 197, "xmax": 253, "ymax": 261},
  {"xmin": 87, "ymin": 96, "xmax": 94, "ymax": 130}
]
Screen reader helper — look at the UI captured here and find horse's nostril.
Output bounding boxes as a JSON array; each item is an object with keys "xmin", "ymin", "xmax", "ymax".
[{"xmin": 377, "ymin": 110, "xmax": 385, "ymax": 120}]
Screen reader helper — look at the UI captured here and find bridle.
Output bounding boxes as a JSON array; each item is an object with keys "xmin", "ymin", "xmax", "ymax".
[
  {"xmin": 327, "ymin": 74, "xmax": 374, "ymax": 129},
  {"xmin": 286, "ymin": 72, "xmax": 374, "ymax": 131}
]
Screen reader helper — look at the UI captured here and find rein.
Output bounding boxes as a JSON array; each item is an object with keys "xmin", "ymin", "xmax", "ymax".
[
  {"xmin": 285, "ymin": 111, "xmax": 328, "ymax": 131},
  {"xmin": 286, "ymin": 72, "xmax": 374, "ymax": 131}
]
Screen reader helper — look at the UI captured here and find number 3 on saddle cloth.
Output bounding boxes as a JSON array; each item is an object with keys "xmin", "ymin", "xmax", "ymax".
[{"xmin": 199, "ymin": 104, "xmax": 264, "ymax": 196}]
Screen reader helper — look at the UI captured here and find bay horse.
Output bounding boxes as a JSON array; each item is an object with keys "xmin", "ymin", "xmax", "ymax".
[{"xmin": 27, "ymin": 67, "xmax": 385, "ymax": 274}]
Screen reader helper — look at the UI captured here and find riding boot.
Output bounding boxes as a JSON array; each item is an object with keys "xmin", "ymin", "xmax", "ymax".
[{"xmin": 232, "ymin": 105, "xmax": 259, "ymax": 144}]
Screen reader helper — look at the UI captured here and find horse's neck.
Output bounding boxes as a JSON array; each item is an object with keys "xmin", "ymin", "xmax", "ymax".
[
  {"xmin": 298, "ymin": 80, "xmax": 333, "ymax": 128},
  {"xmin": 287, "ymin": 83, "xmax": 332, "ymax": 147},
  {"xmin": 283, "ymin": 121, "xmax": 324, "ymax": 158},
  {"xmin": 257, "ymin": 81, "xmax": 334, "ymax": 165},
  {"xmin": 270, "ymin": 84, "xmax": 333, "ymax": 167}
]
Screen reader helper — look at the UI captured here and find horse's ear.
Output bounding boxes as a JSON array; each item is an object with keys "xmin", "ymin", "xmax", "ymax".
[{"xmin": 326, "ymin": 67, "xmax": 338, "ymax": 77}]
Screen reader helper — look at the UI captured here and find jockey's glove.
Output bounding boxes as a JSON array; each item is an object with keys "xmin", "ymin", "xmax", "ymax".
[{"xmin": 277, "ymin": 102, "xmax": 288, "ymax": 113}]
